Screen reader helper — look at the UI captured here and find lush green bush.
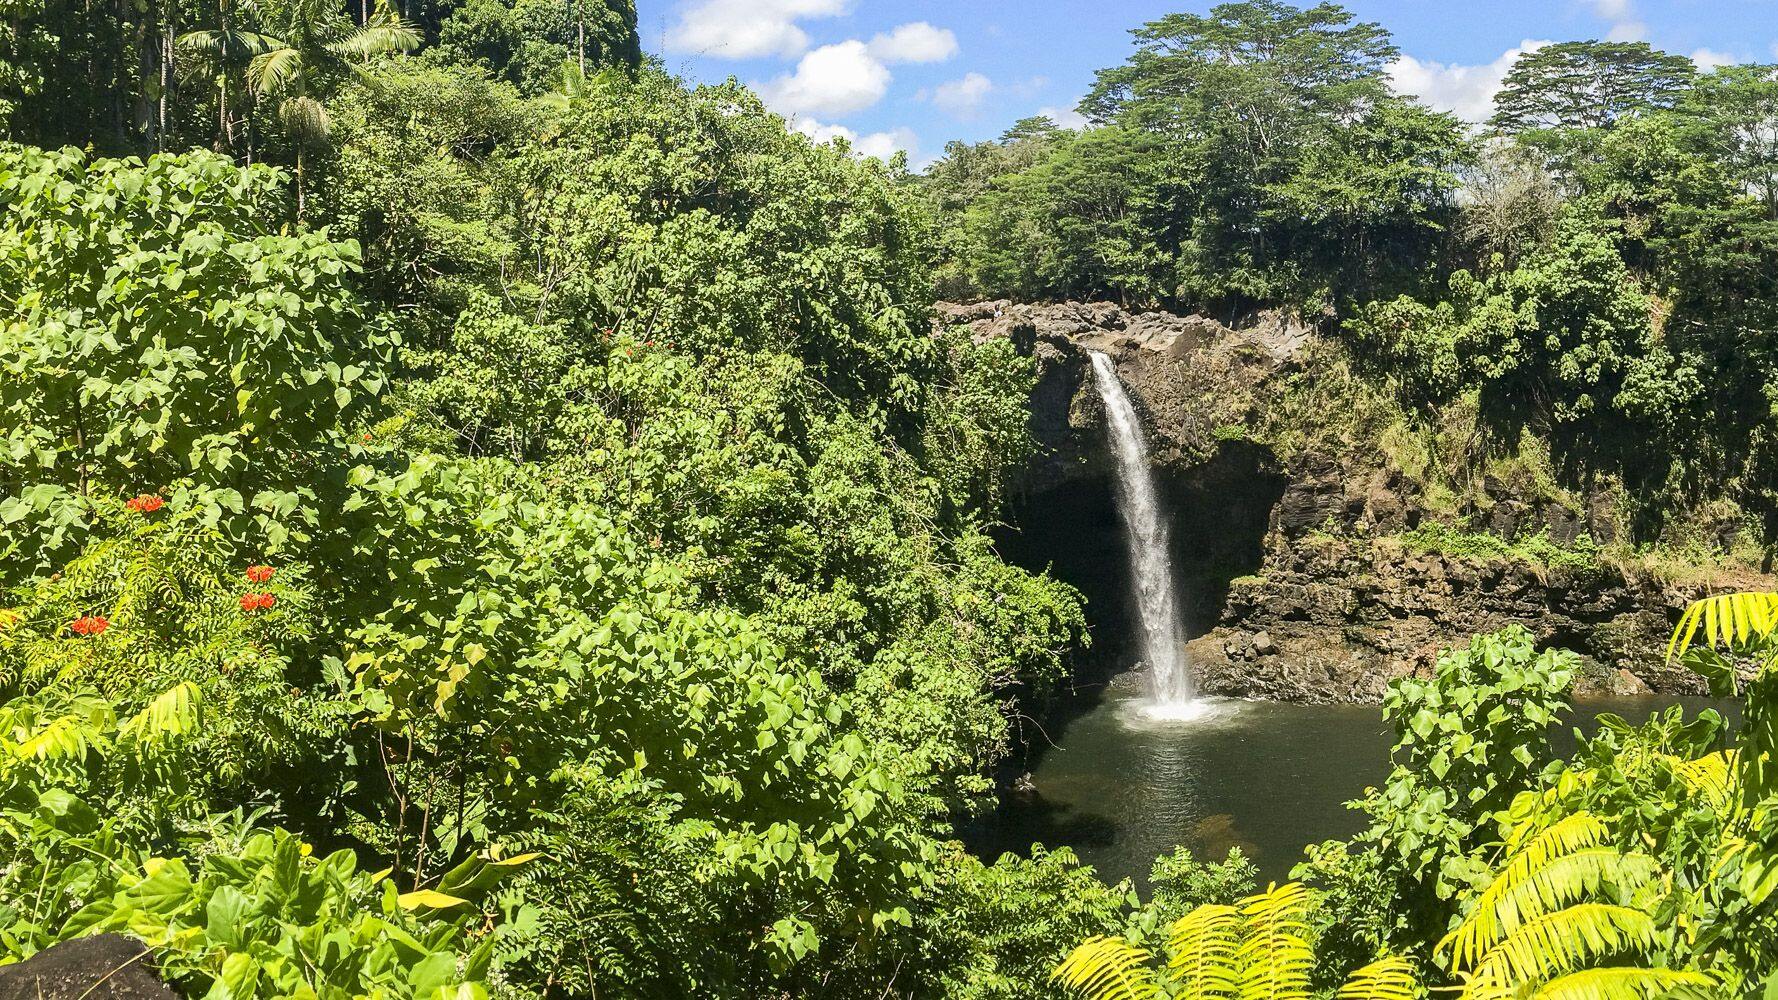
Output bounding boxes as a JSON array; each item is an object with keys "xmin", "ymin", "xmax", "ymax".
[{"xmin": 0, "ymin": 146, "xmax": 390, "ymax": 578}]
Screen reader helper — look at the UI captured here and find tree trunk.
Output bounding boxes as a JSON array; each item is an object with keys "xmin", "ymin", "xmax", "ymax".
[
  {"xmin": 134, "ymin": 1, "xmax": 156, "ymax": 152},
  {"xmin": 158, "ymin": 11, "xmax": 176, "ymax": 152}
]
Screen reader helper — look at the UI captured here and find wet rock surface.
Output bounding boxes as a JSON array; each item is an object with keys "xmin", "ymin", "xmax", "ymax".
[
  {"xmin": 1182, "ymin": 537, "xmax": 1727, "ymax": 703},
  {"xmin": 945, "ymin": 300, "xmax": 1772, "ymax": 703}
]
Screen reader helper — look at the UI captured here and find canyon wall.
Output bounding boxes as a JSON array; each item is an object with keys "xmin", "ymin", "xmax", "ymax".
[{"xmin": 942, "ymin": 300, "xmax": 1767, "ymax": 702}]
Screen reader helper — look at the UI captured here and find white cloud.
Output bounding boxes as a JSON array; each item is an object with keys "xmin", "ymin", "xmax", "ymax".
[
  {"xmin": 1036, "ymin": 101, "xmax": 1089, "ymax": 130},
  {"xmin": 933, "ymin": 72, "xmax": 994, "ymax": 118},
  {"xmin": 1585, "ymin": 0, "xmax": 1645, "ymax": 44},
  {"xmin": 867, "ymin": 22, "xmax": 958, "ymax": 64},
  {"xmin": 1692, "ymin": 48, "xmax": 1740, "ymax": 72},
  {"xmin": 665, "ymin": 0, "xmax": 848, "ymax": 60},
  {"xmin": 1388, "ymin": 39, "xmax": 1549, "ymax": 124},
  {"xmin": 758, "ymin": 40, "xmax": 892, "ymax": 117},
  {"xmin": 793, "ymin": 117, "xmax": 921, "ymax": 165}
]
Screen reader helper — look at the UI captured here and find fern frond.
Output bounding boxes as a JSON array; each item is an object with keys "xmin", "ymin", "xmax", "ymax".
[
  {"xmin": 1465, "ymin": 904, "xmax": 1657, "ymax": 992},
  {"xmin": 1235, "ymin": 883, "xmax": 1315, "ymax": 1000},
  {"xmin": 1338, "ymin": 956, "xmax": 1419, "ymax": 1000},
  {"xmin": 1441, "ymin": 813, "xmax": 1619, "ymax": 969},
  {"xmin": 1053, "ymin": 936, "xmax": 1164, "ymax": 1000},
  {"xmin": 1668, "ymin": 751, "xmax": 1736, "ymax": 807},
  {"xmin": 1668, "ymin": 592, "xmax": 1778, "ymax": 660},
  {"xmin": 121, "ymin": 682, "xmax": 202, "ymax": 744},
  {"xmin": 1530, "ymin": 967, "xmax": 1714, "ymax": 1000},
  {"xmin": 1166, "ymin": 903, "xmax": 1240, "ymax": 1000}
]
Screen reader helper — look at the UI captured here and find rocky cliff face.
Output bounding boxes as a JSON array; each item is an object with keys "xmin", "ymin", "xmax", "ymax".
[{"xmin": 941, "ymin": 300, "xmax": 1764, "ymax": 703}]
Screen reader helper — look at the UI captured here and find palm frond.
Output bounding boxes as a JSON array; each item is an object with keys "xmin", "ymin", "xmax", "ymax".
[
  {"xmin": 1667, "ymin": 591, "xmax": 1778, "ymax": 660},
  {"xmin": 1465, "ymin": 904, "xmax": 1658, "ymax": 993},
  {"xmin": 1440, "ymin": 813, "xmax": 1620, "ymax": 969},
  {"xmin": 176, "ymin": 29, "xmax": 277, "ymax": 61},
  {"xmin": 247, "ymin": 46, "xmax": 303, "ymax": 96},
  {"xmin": 324, "ymin": 13, "xmax": 420, "ymax": 61},
  {"xmin": 1053, "ymin": 937, "xmax": 1165, "ymax": 1000},
  {"xmin": 1668, "ymin": 751, "xmax": 1736, "ymax": 807}
]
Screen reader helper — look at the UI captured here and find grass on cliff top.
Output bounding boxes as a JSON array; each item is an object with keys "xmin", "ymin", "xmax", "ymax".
[{"xmin": 1394, "ymin": 522, "xmax": 1600, "ymax": 573}]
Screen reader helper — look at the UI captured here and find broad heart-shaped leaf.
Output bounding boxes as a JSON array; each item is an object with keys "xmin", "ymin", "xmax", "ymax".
[
  {"xmin": 126, "ymin": 859, "xmax": 196, "ymax": 915},
  {"xmin": 409, "ymin": 950, "xmax": 458, "ymax": 998},
  {"xmin": 205, "ymin": 885, "xmax": 252, "ymax": 949},
  {"xmin": 202, "ymin": 952, "xmax": 260, "ymax": 1000}
]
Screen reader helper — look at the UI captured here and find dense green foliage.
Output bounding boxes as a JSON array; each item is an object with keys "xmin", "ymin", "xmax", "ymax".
[
  {"xmin": 11, "ymin": 0, "xmax": 1778, "ymax": 997},
  {"xmin": 930, "ymin": 1, "xmax": 1470, "ymax": 311},
  {"xmin": 924, "ymin": 2, "xmax": 1778, "ymax": 540},
  {"xmin": 0, "ymin": 6, "xmax": 1111, "ymax": 994}
]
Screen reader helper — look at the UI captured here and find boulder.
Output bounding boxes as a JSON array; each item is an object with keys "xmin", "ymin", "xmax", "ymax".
[{"xmin": 0, "ymin": 936, "xmax": 177, "ymax": 1000}]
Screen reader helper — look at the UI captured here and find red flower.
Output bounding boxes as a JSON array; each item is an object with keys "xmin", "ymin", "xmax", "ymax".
[
  {"xmin": 70, "ymin": 615, "xmax": 109, "ymax": 637},
  {"xmin": 125, "ymin": 494, "xmax": 164, "ymax": 514},
  {"xmin": 646, "ymin": 340, "xmax": 656, "ymax": 348},
  {"xmin": 239, "ymin": 592, "xmax": 277, "ymax": 613},
  {"xmin": 363, "ymin": 432, "xmax": 373, "ymax": 442},
  {"xmin": 246, "ymin": 565, "xmax": 275, "ymax": 584}
]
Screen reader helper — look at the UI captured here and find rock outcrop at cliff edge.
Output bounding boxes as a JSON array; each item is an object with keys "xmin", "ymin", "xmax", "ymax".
[
  {"xmin": 939, "ymin": 299, "xmax": 1769, "ymax": 704},
  {"xmin": 935, "ymin": 299, "xmax": 1310, "ymax": 491}
]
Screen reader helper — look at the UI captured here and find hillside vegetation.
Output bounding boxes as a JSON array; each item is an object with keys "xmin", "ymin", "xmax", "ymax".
[{"xmin": 5, "ymin": 1, "xmax": 1778, "ymax": 998}]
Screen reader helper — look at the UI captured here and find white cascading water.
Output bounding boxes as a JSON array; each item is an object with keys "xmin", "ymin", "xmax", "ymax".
[{"xmin": 1088, "ymin": 350, "xmax": 1198, "ymax": 716}]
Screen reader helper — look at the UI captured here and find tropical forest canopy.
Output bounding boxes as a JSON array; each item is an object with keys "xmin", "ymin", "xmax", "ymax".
[{"xmin": 4, "ymin": 1, "xmax": 1778, "ymax": 998}]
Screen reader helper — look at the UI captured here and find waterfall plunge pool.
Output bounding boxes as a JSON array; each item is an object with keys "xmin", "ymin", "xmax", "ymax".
[{"xmin": 962, "ymin": 673, "xmax": 1737, "ymax": 887}]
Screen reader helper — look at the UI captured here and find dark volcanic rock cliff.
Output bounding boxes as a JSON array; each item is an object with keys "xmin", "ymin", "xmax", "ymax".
[{"xmin": 941, "ymin": 300, "xmax": 1767, "ymax": 703}]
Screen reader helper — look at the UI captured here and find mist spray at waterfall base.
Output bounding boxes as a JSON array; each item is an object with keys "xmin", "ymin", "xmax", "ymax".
[{"xmin": 1087, "ymin": 351, "xmax": 1211, "ymax": 723}]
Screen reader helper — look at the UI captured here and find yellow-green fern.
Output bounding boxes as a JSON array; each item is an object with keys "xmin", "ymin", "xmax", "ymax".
[
  {"xmin": 1056, "ymin": 882, "xmax": 1418, "ymax": 1000},
  {"xmin": 1166, "ymin": 903, "xmax": 1240, "ymax": 999},
  {"xmin": 1235, "ymin": 882, "xmax": 1316, "ymax": 1000},
  {"xmin": 1053, "ymin": 936, "xmax": 1162, "ymax": 1000},
  {"xmin": 1441, "ymin": 811, "xmax": 1710, "ymax": 1000},
  {"xmin": 1337, "ymin": 956, "xmax": 1419, "ymax": 1000}
]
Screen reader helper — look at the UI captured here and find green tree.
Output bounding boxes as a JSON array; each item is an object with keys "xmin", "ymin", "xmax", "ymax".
[
  {"xmin": 228, "ymin": 0, "xmax": 419, "ymax": 215},
  {"xmin": 0, "ymin": 147, "xmax": 389, "ymax": 578},
  {"xmin": 429, "ymin": 0, "xmax": 638, "ymax": 93},
  {"xmin": 1489, "ymin": 41, "xmax": 1695, "ymax": 144},
  {"xmin": 1683, "ymin": 64, "xmax": 1778, "ymax": 219},
  {"xmin": 1002, "ymin": 0, "xmax": 1471, "ymax": 309}
]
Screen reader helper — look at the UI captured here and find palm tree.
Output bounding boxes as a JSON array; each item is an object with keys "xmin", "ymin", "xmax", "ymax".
[
  {"xmin": 178, "ymin": 0, "xmax": 273, "ymax": 158},
  {"xmin": 192, "ymin": 0, "xmax": 417, "ymax": 217}
]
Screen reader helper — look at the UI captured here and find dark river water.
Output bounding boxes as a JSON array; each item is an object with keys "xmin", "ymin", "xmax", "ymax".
[{"xmin": 965, "ymin": 674, "xmax": 1737, "ymax": 886}]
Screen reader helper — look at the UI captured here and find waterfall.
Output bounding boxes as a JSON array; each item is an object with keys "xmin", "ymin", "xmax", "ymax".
[{"xmin": 1088, "ymin": 351, "xmax": 1196, "ymax": 713}]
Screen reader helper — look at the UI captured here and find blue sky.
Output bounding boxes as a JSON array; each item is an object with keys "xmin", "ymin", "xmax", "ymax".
[{"xmin": 640, "ymin": 1, "xmax": 1778, "ymax": 169}]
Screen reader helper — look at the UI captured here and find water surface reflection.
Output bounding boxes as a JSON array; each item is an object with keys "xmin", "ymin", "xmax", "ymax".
[{"xmin": 966, "ymin": 676, "xmax": 1736, "ymax": 885}]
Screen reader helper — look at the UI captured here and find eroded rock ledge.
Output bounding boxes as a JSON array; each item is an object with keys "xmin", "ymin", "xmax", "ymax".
[{"xmin": 941, "ymin": 300, "xmax": 1768, "ymax": 703}]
